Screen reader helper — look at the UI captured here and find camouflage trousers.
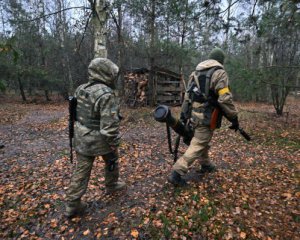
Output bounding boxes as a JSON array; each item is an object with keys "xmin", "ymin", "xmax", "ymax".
[
  {"xmin": 172, "ymin": 125, "xmax": 213, "ymax": 176},
  {"xmin": 66, "ymin": 152, "xmax": 119, "ymax": 204}
]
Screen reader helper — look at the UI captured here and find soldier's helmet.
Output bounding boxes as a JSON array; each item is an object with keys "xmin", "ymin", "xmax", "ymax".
[
  {"xmin": 208, "ymin": 47, "xmax": 225, "ymax": 64},
  {"xmin": 88, "ymin": 58, "xmax": 119, "ymax": 88}
]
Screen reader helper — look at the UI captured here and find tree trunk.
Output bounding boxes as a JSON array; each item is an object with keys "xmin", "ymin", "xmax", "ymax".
[
  {"xmin": 116, "ymin": 3, "xmax": 125, "ymax": 96},
  {"xmin": 179, "ymin": 0, "xmax": 188, "ymax": 76},
  {"xmin": 38, "ymin": 0, "xmax": 51, "ymax": 101},
  {"xmin": 18, "ymin": 74, "xmax": 26, "ymax": 102},
  {"xmin": 271, "ymin": 84, "xmax": 289, "ymax": 116},
  {"xmin": 224, "ymin": 0, "xmax": 232, "ymax": 51},
  {"xmin": 56, "ymin": 0, "xmax": 73, "ymax": 95},
  {"xmin": 44, "ymin": 90, "xmax": 51, "ymax": 101},
  {"xmin": 90, "ymin": 0, "xmax": 109, "ymax": 58},
  {"xmin": 148, "ymin": 0, "xmax": 156, "ymax": 106}
]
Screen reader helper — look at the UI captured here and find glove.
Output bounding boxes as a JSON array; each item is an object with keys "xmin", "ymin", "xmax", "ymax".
[
  {"xmin": 229, "ymin": 117, "xmax": 239, "ymax": 131},
  {"xmin": 183, "ymin": 135, "xmax": 192, "ymax": 145},
  {"xmin": 183, "ymin": 125, "xmax": 194, "ymax": 145}
]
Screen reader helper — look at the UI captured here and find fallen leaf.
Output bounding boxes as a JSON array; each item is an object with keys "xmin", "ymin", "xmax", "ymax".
[
  {"xmin": 83, "ymin": 229, "xmax": 90, "ymax": 236},
  {"xmin": 240, "ymin": 232, "xmax": 246, "ymax": 239},
  {"xmin": 50, "ymin": 219, "xmax": 58, "ymax": 228},
  {"xmin": 281, "ymin": 193, "xmax": 292, "ymax": 199},
  {"xmin": 60, "ymin": 226, "xmax": 67, "ymax": 233},
  {"xmin": 131, "ymin": 229, "xmax": 139, "ymax": 238},
  {"xmin": 44, "ymin": 204, "xmax": 51, "ymax": 209}
]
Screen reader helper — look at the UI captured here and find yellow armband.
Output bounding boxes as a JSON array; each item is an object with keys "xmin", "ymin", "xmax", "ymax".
[{"xmin": 218, "ymin": 87, "xmax": 230, "ymax": 96}]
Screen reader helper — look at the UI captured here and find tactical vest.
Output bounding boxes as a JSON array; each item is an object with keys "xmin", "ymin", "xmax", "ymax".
[
  {"xmin": 75, "ymin": 82, "xmax": 112, "ymax": 130},
  {"xmin": 189, "ymin": 66, "xmax": 223, "ymax": 104},
  {"xmin": 188, "ymin": 66, "xmax": 223, "ymax": 127}
]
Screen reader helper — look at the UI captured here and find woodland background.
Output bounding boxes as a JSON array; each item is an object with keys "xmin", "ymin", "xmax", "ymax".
[
  {"xmin": 0, "ymin": 0, "xmax": 299, "ymax": 239},
  {"xmin": 0, "ymin": 0, "xmax": 299, "ymax": 114}
]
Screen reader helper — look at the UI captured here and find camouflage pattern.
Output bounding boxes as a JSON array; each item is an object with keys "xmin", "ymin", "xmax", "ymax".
[
  {"xmin": 87, "ymin": 58, "xmax": 119, "ymax": 88},
  {"xmin": 66, "ymin": 153, "xmax": 95, "ymax": 204},
  {"xmin": 65, "ymin": 58, "xmax": 125, "ymax": 214},
  {"xmin": 103, "ymin": 157, "xmax": 126, "ymax": 193},
  {"xmin": 66, "ymin": 152, "xmax": 126, "ymax": 205},
  {"xmin": 172, "ymin": 57, "xmax": 238, "ymax": 176},
  {"xmin": 73, "ymin": 58, "xmax": 121, "ymax": 156}
]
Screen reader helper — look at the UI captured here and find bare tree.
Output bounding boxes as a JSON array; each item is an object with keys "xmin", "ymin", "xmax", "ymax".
[{"xmin": 56, "ymin": 0, "xmax": 74, "ymax": 96}]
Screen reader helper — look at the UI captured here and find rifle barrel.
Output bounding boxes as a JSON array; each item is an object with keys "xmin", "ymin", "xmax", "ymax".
[{"xmin": 238, "ymin": 128, "xmax": 251, "ymax": 141}]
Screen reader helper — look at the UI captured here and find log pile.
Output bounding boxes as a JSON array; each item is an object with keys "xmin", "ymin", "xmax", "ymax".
[
  {"xmin": 123, "ymin": 67, "xmax": 182, "ymax": 106},
  {"xmin": 124, "ymin": 71, "xmax": 148, "ymax": 107}
]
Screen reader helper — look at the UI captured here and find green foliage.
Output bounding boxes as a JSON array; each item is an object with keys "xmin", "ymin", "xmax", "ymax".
[
  {"xmin": 0, "ymin": 0, "xmax": 298, "ymax": 107},
  {"xmin": 0, "ymin": 80, "xmax": 6, "ymax": 92},
  {"xmin": 0, "ymin": 38, "xmax": 20, "ymax": 64},
  {"xmin": 226, "ymin": 57, "xmax": 266, "ymax": 102}
]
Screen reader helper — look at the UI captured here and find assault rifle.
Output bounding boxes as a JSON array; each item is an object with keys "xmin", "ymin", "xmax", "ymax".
[
  {"xmin": 68, "ymin": 96, "xmax": 77, "ymax": 163},
  {"xmin": 210, "ymin": 107, "xmax": 251, "ymax": 141}
]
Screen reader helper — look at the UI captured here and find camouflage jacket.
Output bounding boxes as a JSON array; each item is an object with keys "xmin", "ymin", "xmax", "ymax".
[{"xmin": 73, "ymin": 58, "xmax": 121, "ymax": 156}]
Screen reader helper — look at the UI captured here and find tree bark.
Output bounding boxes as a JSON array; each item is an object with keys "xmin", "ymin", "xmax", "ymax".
[
  {"xmin": 90, "ymin": 0, "xmax": 109, "ymax": 58},
  {"xmin": 111, "ymin": 2, "xmax": 125, "ymax": 96},
  {"xmin": 148, "ymin": 0, "xmax": 156, "ymax": 106},
  {"xmin": 18, "ymin": 74, "xmax": 26, "ymax": 102},
  {"xmin": 56, "ymin": 0, "xmax": 73, "ymax": 95}
]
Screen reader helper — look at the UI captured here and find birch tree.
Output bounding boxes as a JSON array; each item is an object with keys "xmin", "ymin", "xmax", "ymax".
[{"xmin": 88, "ymin": 0, "xmax": 109, "ymax": 58}]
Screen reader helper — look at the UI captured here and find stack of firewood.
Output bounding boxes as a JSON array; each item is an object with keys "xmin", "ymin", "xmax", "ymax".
[{"xmin": 124, "ymin": 72, "xmax": 148, "ymax": 107}]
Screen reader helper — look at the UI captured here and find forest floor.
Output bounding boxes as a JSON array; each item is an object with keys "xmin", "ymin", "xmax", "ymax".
[{"xmin": 0, "ymin": 96, "xmax": 299, "ymax": 240}]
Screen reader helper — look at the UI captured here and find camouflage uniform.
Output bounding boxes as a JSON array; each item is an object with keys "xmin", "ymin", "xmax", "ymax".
[
  {"xmin": 168, "ymin": 48, "xmax": 239, "ymax": 186},
  {"xmin": 65, "ymin": 58, "xmax": 126, "ymax": 217}
]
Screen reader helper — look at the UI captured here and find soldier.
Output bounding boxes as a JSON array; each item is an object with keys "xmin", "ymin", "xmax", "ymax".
[
  {"xmin": 65, "ymin": 58, "xmax": 126, "ymax": 218},
  {"xmin": 168, "ymin": 47, "xmax": 239, "ymax": 186}
]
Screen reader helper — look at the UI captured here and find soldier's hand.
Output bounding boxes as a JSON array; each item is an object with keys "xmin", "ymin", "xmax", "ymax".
[{"xmin": 229, "ymin": 117, "xmax": 239, "ymax": 131}]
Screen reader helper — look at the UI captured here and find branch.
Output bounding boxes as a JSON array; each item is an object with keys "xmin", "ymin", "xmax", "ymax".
[
  {"xmin": 19, "ymin": 6, "xmax": 90, "ymax": 22},
  {"xmin": 77, "ymin": 12, "xmax": 93, "ymax": 51},
  {"xmin": 219, "ymin": 0, "xmax": 240, "ymax": 14},
  {"xmin": 263, "ymin": 65, "xmax": 300, "ymax": 69},
  {"xmin": 251, "ymin": 0, "xmax": 258, "ymax": 17},
  {"xmin": 110, "ymin": 9, "xmax": 120, "ymax": 29},
  {"xmin": 260, "ymin": 79, "xmax": 300, "ymax": 89}
]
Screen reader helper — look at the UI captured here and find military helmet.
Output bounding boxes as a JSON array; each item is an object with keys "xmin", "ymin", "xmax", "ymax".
[{"xmin": 208, "ymin": 47, "xmax": 225, "ymax": 64}]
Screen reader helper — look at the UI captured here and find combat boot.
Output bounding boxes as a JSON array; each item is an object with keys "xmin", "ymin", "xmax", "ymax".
[
  {"xmin": 167, "ymin": 171, "xmax": 187, "ymax": 187},
  {"xmin": 104, "ymin": 159, "xmax": 126, "ymax": 193},
  {"xmin": 106, "ymin": 179, "xmax": 126, "ymax": 193},
  {"xmin": 65, "ymin": 201, "xmax": 87, "ymax": 218},
  {"xmin": 198, "ymin": 163, "xmax": 217, "ymax": 174}
]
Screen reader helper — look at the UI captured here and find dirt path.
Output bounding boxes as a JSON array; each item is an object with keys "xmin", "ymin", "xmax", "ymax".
[
  {"xmin": 0, "ymin": 102, "xmax": 299, "ymax": 239},
  {"xmin": 0, "ymin": 108, "xmax": 67, "ymax": 161}
]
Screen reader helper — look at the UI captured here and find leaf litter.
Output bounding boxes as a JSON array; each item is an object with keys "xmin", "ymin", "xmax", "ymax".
[{"xmin": 0, "ymin": 98, "xmax": 299, "ymax": 239}]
